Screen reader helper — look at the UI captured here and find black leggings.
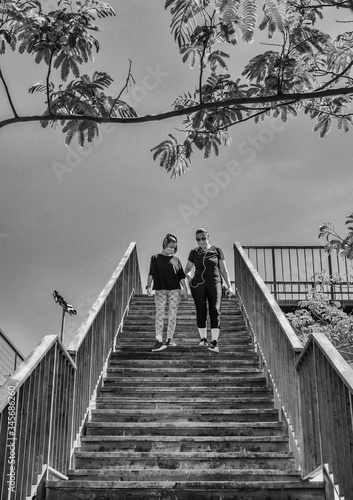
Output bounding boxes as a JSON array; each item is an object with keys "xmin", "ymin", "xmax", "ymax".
[{"xmin": 190, "ymin": 283, "xmax": 222, "ymax": 329}]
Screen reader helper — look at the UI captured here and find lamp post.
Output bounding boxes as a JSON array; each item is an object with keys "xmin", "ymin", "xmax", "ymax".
[{"xmin": 53, "ymin": 290, "xmax": 77, "ymax": 343}]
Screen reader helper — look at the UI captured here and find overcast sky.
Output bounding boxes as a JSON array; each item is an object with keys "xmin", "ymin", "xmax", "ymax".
[{"xmin": 1, "ymin": 1, "xmax": 352, "ymax": 357}]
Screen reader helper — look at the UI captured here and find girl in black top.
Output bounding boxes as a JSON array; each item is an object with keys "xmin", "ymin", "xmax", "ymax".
[
  {"xmin": 146, "ymin": 234, "xmax": 187, "ymax": 352},
  {"xmin": 185, "ymin": 228, "xmax": 233, "ymax": 352}
]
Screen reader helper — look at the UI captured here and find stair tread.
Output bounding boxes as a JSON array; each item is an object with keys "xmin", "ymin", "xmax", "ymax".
[
  {"xmin": 47, "ymin": 479, "xmax": 323, "ymax": 489},
  {"xmin": 82, "ymin": 435, "xmax": 289, "ymax": 442},
  {"xmin": 75, "ymin": 450, "xmax": 294, "ymax": 456},
  {"xmin": 92, "ymin": 408, "xmax": 277, "ymax": 414},
  {"xmin": 86, "ymin": 421, "xmax": 284, "ymax": 428},
  {"xmin": 46, "ymin": 294, "xmax": 324, "ymax": 500}
]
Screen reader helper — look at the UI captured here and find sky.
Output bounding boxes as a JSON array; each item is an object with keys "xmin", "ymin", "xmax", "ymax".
[{"xmin": 1, "ymin": 1, "xmax": 353, "ymax": 357}]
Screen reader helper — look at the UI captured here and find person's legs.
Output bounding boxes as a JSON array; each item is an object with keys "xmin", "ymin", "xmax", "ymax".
[
  {"xmin": 191, "ymin": 285, "xmax": 208, "ymax": 344},
  {"xmin": 153, "ymin": 290, "xmax": 167, "ymax": 351},
  {"xmin": 166, "ymin": 289, "xmax": 181, "ymax": 343},
  {"xmin": 207, "ymin": 283, "xmax": 222, "ymax": 351}
]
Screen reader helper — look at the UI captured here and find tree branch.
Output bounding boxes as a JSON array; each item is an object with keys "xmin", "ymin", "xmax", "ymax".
[
  {"xmin": 0, "ymin": 66, "xmax": 18, "ymax": 118},
  {"xmin": 317, "ymin": 59, "xmax": 353, "ymax": 91},
  {"xmin": 109, "ymin": 59, "xmax": 135, "ymax": 117},
  {"xmin": 1, "ymin": 86, "xmax": 353, "ymax": 130}
]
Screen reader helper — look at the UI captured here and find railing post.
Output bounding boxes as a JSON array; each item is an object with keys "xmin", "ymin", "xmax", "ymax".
[
  {"xmin": 45, "ymin": 344, "xmax": 58, "ymax": 480},
  {"xmin": 327, "ymin": 253, "xmax": 335, "ymax": 302},
  {"xmin": 271, "ymin": 248, "xmax": 277, "ymax": 300}
]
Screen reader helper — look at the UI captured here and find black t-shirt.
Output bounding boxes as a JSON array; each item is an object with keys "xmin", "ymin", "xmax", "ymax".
[
  {"xmin": 149, "ymin": 254, "xmax": 185, "ymax": 290},
  {"xmin": 188, "ymin": 246, "xmax": 224, "ymax": 285}
]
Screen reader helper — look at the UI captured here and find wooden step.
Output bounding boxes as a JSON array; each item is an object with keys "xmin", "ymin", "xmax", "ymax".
[
  {"xmin": 74, "ymin": 450, "xmax": 297, "ymax": 470},
  {"xmin": 80, "ymin": 435, "xmax": 290, "ymax": 453},
  {"xmin": 45, "ymin": 479, "xmax": 325, "ymax": 500},
  {"xmin": 85, "ymin": 421, "xmax": 285, "ymax": 437},
  {"xmin": 44, "ymin": 293, "xmax": 324, "ymax": 500},
  {"xmin": 67, "ymin": 467, "xmax": 302, "ymax": 481},
  {"xmin": 90, "ymin": 408, "xmax": 280, "ymax": 423},
  {"xmin": 95, "ymin": 396, "xmax": 275, "ymax": 410}
]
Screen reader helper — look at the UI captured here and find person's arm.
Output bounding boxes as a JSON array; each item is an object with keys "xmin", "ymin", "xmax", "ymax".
[
  {"xmin": 146, "ymin": 256, "xmax": 155, "ymax": 297},
  {"xmin": 219, "ymin": 259, "xmax": 234, "ymax": 295},
  {"xmin": 180, "ymin": 278, "xmax": 188, "ymax": 297},
  {"xmin": 184, "ymin": 260, "xmax": 194, "ymax": 288},
  {"xmin": 146, "ymin": 274, "xmax": 154, "ymax": 296}
]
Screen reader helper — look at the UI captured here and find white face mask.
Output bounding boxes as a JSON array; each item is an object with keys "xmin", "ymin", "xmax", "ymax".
[{"xmin": 164, "ymin": 246, "xmax": 175, "ymax": 255}]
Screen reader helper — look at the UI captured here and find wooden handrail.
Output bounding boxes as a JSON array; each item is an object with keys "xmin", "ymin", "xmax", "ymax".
[
  {"xmin": 235, "ymin": 241, "xmax": 353, "ymax": 498},
  {"xmin": 233, "ymin": 242, "xmax": 303, "ymax": 467},
  {"xmin": 296, "ymin": 331, "xmax": 353, "ymax": 497},
  {"xmin": 0, "ymin": 336, "xmax": 76, "ymax": 499},
  {"xmin": 0, "ymin": 243, "xmax": 142, "ymax": 500},
  {"xmin": 68, "ymin": 242, "xmax": 138, "ymax": 352}
]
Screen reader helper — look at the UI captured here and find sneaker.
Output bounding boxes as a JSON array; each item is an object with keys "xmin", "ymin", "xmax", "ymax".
[
  {"xmin": 208, "ymin": 340, "xmax": 219, "ymax": 353},
  {"xmin": 152, "ymin": 341, "xmax": 167, "ymax": 352},
  {"xmin": 198, "ymin": 338, "xmax": 208, "ymax": 347},
  {"xmin": 166, "ymin": 339, "xmax": 176, "ymax": 347}
]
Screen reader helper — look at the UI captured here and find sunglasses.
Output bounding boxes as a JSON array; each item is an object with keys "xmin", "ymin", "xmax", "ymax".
[{"xmin": 196, "ymin": 237, "xmax": 207, "ymax": 241}]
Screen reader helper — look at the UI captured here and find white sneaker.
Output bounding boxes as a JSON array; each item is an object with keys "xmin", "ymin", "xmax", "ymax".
[{"xmin": 208, "ymin": 340, "xmax": 219, "ymax": 353}]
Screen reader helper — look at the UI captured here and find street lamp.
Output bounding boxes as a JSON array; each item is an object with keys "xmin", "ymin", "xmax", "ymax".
[{"xmin": 53, "ymin": 290, "xmax": 77, "ymax": 343}]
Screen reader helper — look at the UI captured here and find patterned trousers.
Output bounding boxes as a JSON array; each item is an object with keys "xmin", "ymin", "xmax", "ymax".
[{"xmin": 154, "ymin": 289, "xmax": 181, "ymax": 341}]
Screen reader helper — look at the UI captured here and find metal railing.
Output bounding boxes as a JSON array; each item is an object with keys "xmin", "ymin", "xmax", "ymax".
[
  {"xmin": 0, "ymin": 330, "xmax": 24, "ymax": 387},
  {"xmin": 0, "ymin": 243, "xmax": 141, "ymax": 500},
  {"xmin": 243, "ymin": 245, "xmax": 353, "ymax": 304},
  {"xmin": 234, "ymin": 242, "xmax": 353, "ymax": 499}
]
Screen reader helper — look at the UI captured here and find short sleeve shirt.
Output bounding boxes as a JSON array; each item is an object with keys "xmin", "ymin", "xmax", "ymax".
[
  {"xmin": 188, "ymin": 246, "xmax": 224, "ymax": 285},
  {"xmin": 149, "ymin": 254, "xmax": 185, "ymax": 290}
]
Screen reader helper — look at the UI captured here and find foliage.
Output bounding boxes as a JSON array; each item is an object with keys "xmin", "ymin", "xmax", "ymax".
[
  {"xmin": 286, "ymin": 271, "xmax": 353, "ymax": 361},
  {"xmin": 319, "ymin": 212, "xmax": 353, "ymax": 261},
  {"xmin": 1, "ymin": 0, "xmax": 353, "ymax": 176},
  {"xmin": 287, "ymin": 214, "xmax": 353, "ymax": 361}
]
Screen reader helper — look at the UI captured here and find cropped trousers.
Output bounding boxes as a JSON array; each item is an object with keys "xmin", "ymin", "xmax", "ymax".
[
  {"xmin": 190, "ymin": 282, "xmax": 222, "ymax": 329},
  {"xmin": 154, "ymin": 289, "xmax": 181, "ymax": 340}
]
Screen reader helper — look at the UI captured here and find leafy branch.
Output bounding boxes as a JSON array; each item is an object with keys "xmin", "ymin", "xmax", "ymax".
[
  {"xmin": 319, "ymin": 213, "xmax": 353, "ymax": 260},
  {"xmin": 1, "ymin": 0, "xmax": 353, "ymax": 175}
]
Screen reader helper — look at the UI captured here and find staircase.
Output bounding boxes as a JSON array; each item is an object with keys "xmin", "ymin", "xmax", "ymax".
[{"xmin": 45, "ymin": 294, "xmax": 325, "ymax": 500}]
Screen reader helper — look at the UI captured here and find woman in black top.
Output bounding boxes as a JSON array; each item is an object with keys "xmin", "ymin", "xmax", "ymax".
[
  {"xmin": 184, "ymin": 228, "xmax": 233, "ymax": 353},
  {"xmin": 146, "ymin": 233, "xmax": 187, "ymax": 352}
]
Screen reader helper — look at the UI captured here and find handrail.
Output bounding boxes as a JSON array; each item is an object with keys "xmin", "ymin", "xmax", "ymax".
[
  {"xmin": 233, "ymin": 242, "xmax": 303, "ymax": 465},
  {"xmin": 0, "ymin": 242, "xmax": 142, "ymax": 499},
  {"xmin": 234, "ymin": 241, "xmax": 353, "ymax": 497},
  {"xmin": 67, "ymin": 242, "xmax": 142, "ymax": 450},
  {"xmin": 0, "ymin": 329, "xmax": 25, "ymax": 387},
  {"xmin": 242, "ymin": 245, "xmax": 352, "ymax": 304},
  {"xmin": 296, "ymin": 331, "xmax": 353, "ymax": 498},
  {"xmin": 0, "ymin": 335, "xmax": 76, "ymax": 500}
]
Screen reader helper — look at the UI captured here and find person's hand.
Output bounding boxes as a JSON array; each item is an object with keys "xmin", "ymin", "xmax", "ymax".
[
  {"xmin": 181, "ymin": 288, "xmax": 188, "ymax": 299},
  {"xmin": 225, "ymin": 286, "xmax": 234, "ymax": 298},
  {"xmin": 146, "ymin": 286, "xmax": 154, "ymax": 297}
]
